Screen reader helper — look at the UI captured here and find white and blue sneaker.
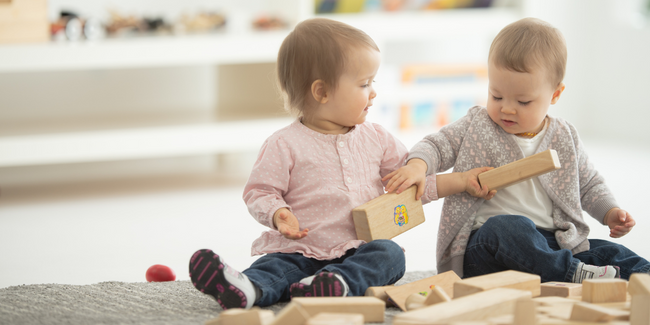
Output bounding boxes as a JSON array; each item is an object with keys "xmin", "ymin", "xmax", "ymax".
[{"xmin": 572, "ymin": 262, "xmax": 621, "ymax": 283}]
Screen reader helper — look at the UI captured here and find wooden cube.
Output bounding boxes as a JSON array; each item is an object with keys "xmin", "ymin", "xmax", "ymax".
[
  {"xmin": 631, "ymin": 294, "xmax": 650, "ymax": 325},
  {"xmin": 513, "ymin": 297, "xmax": 537, "ymax": 325},
  {"xmin": 306, "ymin": 312, "xmax": 363, "ymax": 325},
  {"xmin": 364, "ymin": 285, "xmax": 394, "ymax": 306},
  {"xmin": 292, "ymin": 297, "xmax": 385, "ymax": 323},
  {"xmin": 629, "ymin": 273, "xmax": 650, "ymax": 296},
  {"xmin": 582, "ymin": 278, "xmax": 627, "ymax": 303},
  {"xmin": 393, "ymin": 288, "xmax": 532, "ymax": 325},
  {"xmin": 352, "ymin": 185, "xmax": 425, "ymax": 242},
  {"xmin": 540, "ymin": 282, "xmax": 582, "ymax": 298},
  {"xmin": 454, "ymin": 270, "xmax": 541, "ymax": 298},
  {"xmin": 477, "ymin": 149, "xmax": 561, "ymax": 191},
  {"xmin": 385, "ymin": 270, "xmax": 461, "ymax": 311}
]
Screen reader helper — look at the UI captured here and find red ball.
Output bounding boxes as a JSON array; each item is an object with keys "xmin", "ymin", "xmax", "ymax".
[{"xmin": 146, "ymin": 264, "xmax": 176, "ymax": 282}]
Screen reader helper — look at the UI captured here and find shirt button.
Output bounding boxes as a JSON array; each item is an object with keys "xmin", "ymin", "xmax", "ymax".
[
  {"xmin": 343, "ymin": 159, "xmax": 349, "ymax": 164},
  {"xmin": 338, "ymin": 141, "xmax": 344, "ymax": 147},
  {"xmin": 346, "ymin": 177, "xmax": 352, "ymax": 183}
]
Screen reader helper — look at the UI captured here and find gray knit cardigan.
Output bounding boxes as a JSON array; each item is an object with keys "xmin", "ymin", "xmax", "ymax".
[{"xmin": 409, "ymin": 106, "xmax": 618, "ymax": 278}]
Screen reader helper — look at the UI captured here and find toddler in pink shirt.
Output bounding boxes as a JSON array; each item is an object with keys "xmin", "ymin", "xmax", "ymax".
[{"xmin": 189, "ymin": 18, "xmax": 419, "ymax": 309}]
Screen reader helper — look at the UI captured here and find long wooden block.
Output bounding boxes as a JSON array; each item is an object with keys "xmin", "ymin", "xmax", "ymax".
[
  {"xmin": 629, "ymin": 273, "xmax": 650, "ymax": 296},
  {"xmin": 306, "ymin": 312, "xmax": 364, "ymax": 325},
  {"xmin": 477, "ymin": 149, "xmax": 561, "ymax": 191},
  {"xmin": 582, "ymin": 279, "xmax": 627, "ymax": 303},
  {"xmin": 385, "ymin": 270, "xmax": 461, "ymax": 311},
  {"xmin": 206, "ymin": 308, "xmax": 274, "ymax": 325},
  {"xmin": 570, "ymin": 302, "xmax": 629, "ymax": 322},
  {"xmin": 630, "ymin": 295, "xmax": 650, "ymax": 325},
  {"xmin": 393, "ymin": 288, "xmax": 532, "ymax": 325},
  {"xmin": 540, "ymin": 282, "xmax": 582, "ymax": 298},
  {"xmin": 352, "ymin": 185, "xmax": 425, "ymax": 242},
  {"xmin": 454, "ymin": 270, "xmax": 541, "ymax": 298},
  {"xmin": 292, "ymin": 297, "xmax": 385, "ymax": 323},
  {"xmin": 270, "ymin": 302, "xmax": 310, "ymax": 325}
]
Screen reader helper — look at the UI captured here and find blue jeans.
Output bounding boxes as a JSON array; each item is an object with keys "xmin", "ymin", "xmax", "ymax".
[
  {"xmin": 464, "ymin": 215, "xmax": 650, "ymax": 282},
  {"xmin": 242, "ymin": 239, "xmax": 405, "ymax": 307}
]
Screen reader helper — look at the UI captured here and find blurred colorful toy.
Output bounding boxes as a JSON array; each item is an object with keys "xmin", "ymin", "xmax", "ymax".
[{"xmin": 146, "ymin": 264, "xmax": 176, "ymax": 282}]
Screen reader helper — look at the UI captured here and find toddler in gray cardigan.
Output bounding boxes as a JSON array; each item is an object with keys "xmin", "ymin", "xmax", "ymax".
[{"xmin": 384, "ymin": 17, "xmax": 648, "ymax": 282}]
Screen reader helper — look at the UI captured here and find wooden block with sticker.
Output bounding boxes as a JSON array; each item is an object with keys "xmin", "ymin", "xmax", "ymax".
[
  {"xmin": 582, "ymin": 278, "xmax": 628, "ymax": 303},
  {"xmin": 352, "ymin": 185, "xmax": 425, "ymax": 242},
  {"xmin": 454, "ymin": 270, "xmax": 541, "ymax": 298},
  {"xmin": 477, "ymin": 149, "xmax": 561, "ymax": 191},
  {"xmin": 385, "ymin": 270, "xmax": 461, "ymax": 311},
  {"xmin": 292, "ymin": 297, "xmax": 385, "ymax": 323},
  {"xmin": 540, "ymin": 282, "xmax": 582, "ymax": 297},
  {"xmin": 393, "ymin": 288, "xmax": 532, "ymax": 325}
]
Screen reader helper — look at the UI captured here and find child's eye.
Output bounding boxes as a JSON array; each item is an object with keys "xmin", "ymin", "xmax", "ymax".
[
  {"xmin": 519, "ymin": 101, "xmax": 531, "ymax": 106},
  {"xmin": 492, "ymin": 96, "xmax": 502, "ymax": 101}
]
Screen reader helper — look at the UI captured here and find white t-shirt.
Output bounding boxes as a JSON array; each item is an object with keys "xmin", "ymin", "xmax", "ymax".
[{"xmin": 472, "ymin": 120, "xmax": 556, "ymax": 231}]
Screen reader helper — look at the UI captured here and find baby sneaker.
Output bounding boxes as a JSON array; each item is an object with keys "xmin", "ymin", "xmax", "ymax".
[
  {"xmin": 572, "ymin": 262, "xmax": 621, "ymax": 283},
  {"xmin": 189, "ymin": 249, "xmax": 256, "ymax": 309},
  {"xmin": 290, "ymin": 271, "xmax": 349, "ymax": 298}
]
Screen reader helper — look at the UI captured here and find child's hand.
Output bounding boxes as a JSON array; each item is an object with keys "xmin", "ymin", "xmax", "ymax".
[
  {"xmin": 463, "ymin": 167, "xmax": 497, "ymax": 200},
  {"xmin": 273, "ymin": 208, "xmax": 309, "ymax": 240},
  {"xmin": 383, "ymin": 159, "xmax": 428, "ymax": 200},
  {"xmin": 604, "ymin": 208, "xmax": 636, "ymax": 238}
]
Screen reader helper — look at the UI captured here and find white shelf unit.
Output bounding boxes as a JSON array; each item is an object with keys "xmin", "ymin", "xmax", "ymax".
[{"xmin": 0, "ymin": 5, "xmax": 521, "ymax": 183}]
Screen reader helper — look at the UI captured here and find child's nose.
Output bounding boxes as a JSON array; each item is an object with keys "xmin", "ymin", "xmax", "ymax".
[{"xmin": 501, "ymin": 103, "xmax": 516, "ymax": 114}]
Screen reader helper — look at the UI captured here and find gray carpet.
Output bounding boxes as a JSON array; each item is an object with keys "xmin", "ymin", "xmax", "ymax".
[{"xmin": 0, "ymin": 271, "xmax": 436, "ymax": 325}]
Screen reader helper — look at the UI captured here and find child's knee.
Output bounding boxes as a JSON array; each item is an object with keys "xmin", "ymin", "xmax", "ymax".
[{"xmin": 366, "ymin": 240, "xmax": 405, "ymax": 262}]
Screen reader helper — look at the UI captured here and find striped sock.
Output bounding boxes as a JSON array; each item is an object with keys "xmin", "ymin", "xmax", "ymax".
[{"xmin": 572, "ymin": 262, "xmax": 621, "ymax": 283}]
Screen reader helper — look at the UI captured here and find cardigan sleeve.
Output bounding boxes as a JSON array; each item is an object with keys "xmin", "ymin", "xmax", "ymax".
[
  {"xmin": 569, "ymin": 123, "xmax": 619, "ymax": 224},
  {"xmin": 242, "ymin": 135, "xmax": 293, "ymax": 230},
  {"xmin": 408, "ymin": 106, "xmax": 483, "ymax": 175}
]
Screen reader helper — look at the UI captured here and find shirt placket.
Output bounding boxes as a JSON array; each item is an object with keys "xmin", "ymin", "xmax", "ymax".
[{"xmin": 336, "ymin": 135, "xmax": 354, "ymax": 190}]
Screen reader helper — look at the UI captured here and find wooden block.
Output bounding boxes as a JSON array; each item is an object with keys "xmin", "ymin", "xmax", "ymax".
[
  {"xmin": 405, "ymin": 292, "xmax": 427, "ymax": 311},
  {"xmin": 454, "ymin": 270, "xmax": 541, "ymax": 298},
  {"xmin": 306, "ymin": 312, "xmax": 364, "ymax": 325},
  {"xmin": 631, "ymin": 294, "xmax": 650, "ymax": 325},
  {"xmin": 206, "ymin": 308, "xmax": 274, "ymax": 325},
  {"xmin": 352, "ymin": 185, "xmax": 425, "ymax": 242},
  {"xmin": 292, "ymin": 297, "xmax": 385, "ymax": 323},
  {"xmin": 477, "ymin": 149, "xmax": 561, "ymax": 191},
  {"xmin": 385, "ymin": 270, "xmax": 461, "ymax": 311},
  {"xmin": 270, "ymin": 302, "xmax": 310, "ymax": 325},
  {"xmin": 514, "ymin": 297, "xmax": 537, "ymax": 325},
  {"xmin": 569, "ymin": 302, "xmax": 629, "ymax": 322},
  {"xmin": 424, "ymin": 285, "xmax": 452, "ymax": 305},
  {"xmin": 364, "ymin": 285, "xmax": 394, "ymax": 306},
  {"xmin": 540, "ymin": 282, "xmax": 582, "ymax": 298},
  {"xmin": 533, "ymin": 296, "xmax": 580, "ymax": 306},
  {"xmin": 629, "ymin": 273, "xmax": 650, "ymax": 296},
  {"xmin": 582, "ymin": 279, "xmax": 627, "ymax": 303},
  {"xmin": 392, "ymin": 288, "xmax": 532, "ymax": 325}
]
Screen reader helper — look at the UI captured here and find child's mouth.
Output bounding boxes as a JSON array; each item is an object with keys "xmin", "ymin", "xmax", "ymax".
[{"xmin": 502, "ymin": 119, "xmax": 516, "ymax": 127}]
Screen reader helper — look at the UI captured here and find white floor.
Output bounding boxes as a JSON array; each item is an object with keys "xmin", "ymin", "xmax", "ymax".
[{"xmin": 0, "ymin": 138, "xmax": 648, "ymax": 289}]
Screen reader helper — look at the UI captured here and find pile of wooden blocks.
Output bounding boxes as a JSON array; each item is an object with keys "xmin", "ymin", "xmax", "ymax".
[{"xmin": 204, "ymin": 270, "xmax": 650, "ymax": 325}]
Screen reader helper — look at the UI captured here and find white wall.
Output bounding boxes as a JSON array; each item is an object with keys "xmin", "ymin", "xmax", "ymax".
[{"xmin": 524, "ymin": 0, "xmax": 650, "ymax": 143}]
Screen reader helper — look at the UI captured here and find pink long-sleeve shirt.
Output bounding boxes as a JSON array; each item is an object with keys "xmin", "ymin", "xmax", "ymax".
[{"xmin": 243, "ymin": 119, "xmax": 435, "ymax": 260}]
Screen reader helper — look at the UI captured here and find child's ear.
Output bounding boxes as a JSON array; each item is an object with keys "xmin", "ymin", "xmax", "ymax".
[
  {"xmin": 311, "ymin": 79, "xmax": 329, "ymax": 104},
  {"xmin": 551, "ymin": 82, "xmax": 565, "ymax": 104}
]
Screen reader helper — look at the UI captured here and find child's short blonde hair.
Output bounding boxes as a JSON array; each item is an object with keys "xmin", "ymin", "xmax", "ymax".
[
  {"xmin": 489, "ymin": 17, "xmax": 567, "ymax": 87},
  {"xmin": 277, "ymin": 18, "xmax": 379, "ymax": 117}
]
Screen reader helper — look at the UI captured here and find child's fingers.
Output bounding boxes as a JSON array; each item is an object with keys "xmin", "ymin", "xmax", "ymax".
[{"xmin": 382, "ymin": 170, "xmax": 398, "ymax": 182}]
